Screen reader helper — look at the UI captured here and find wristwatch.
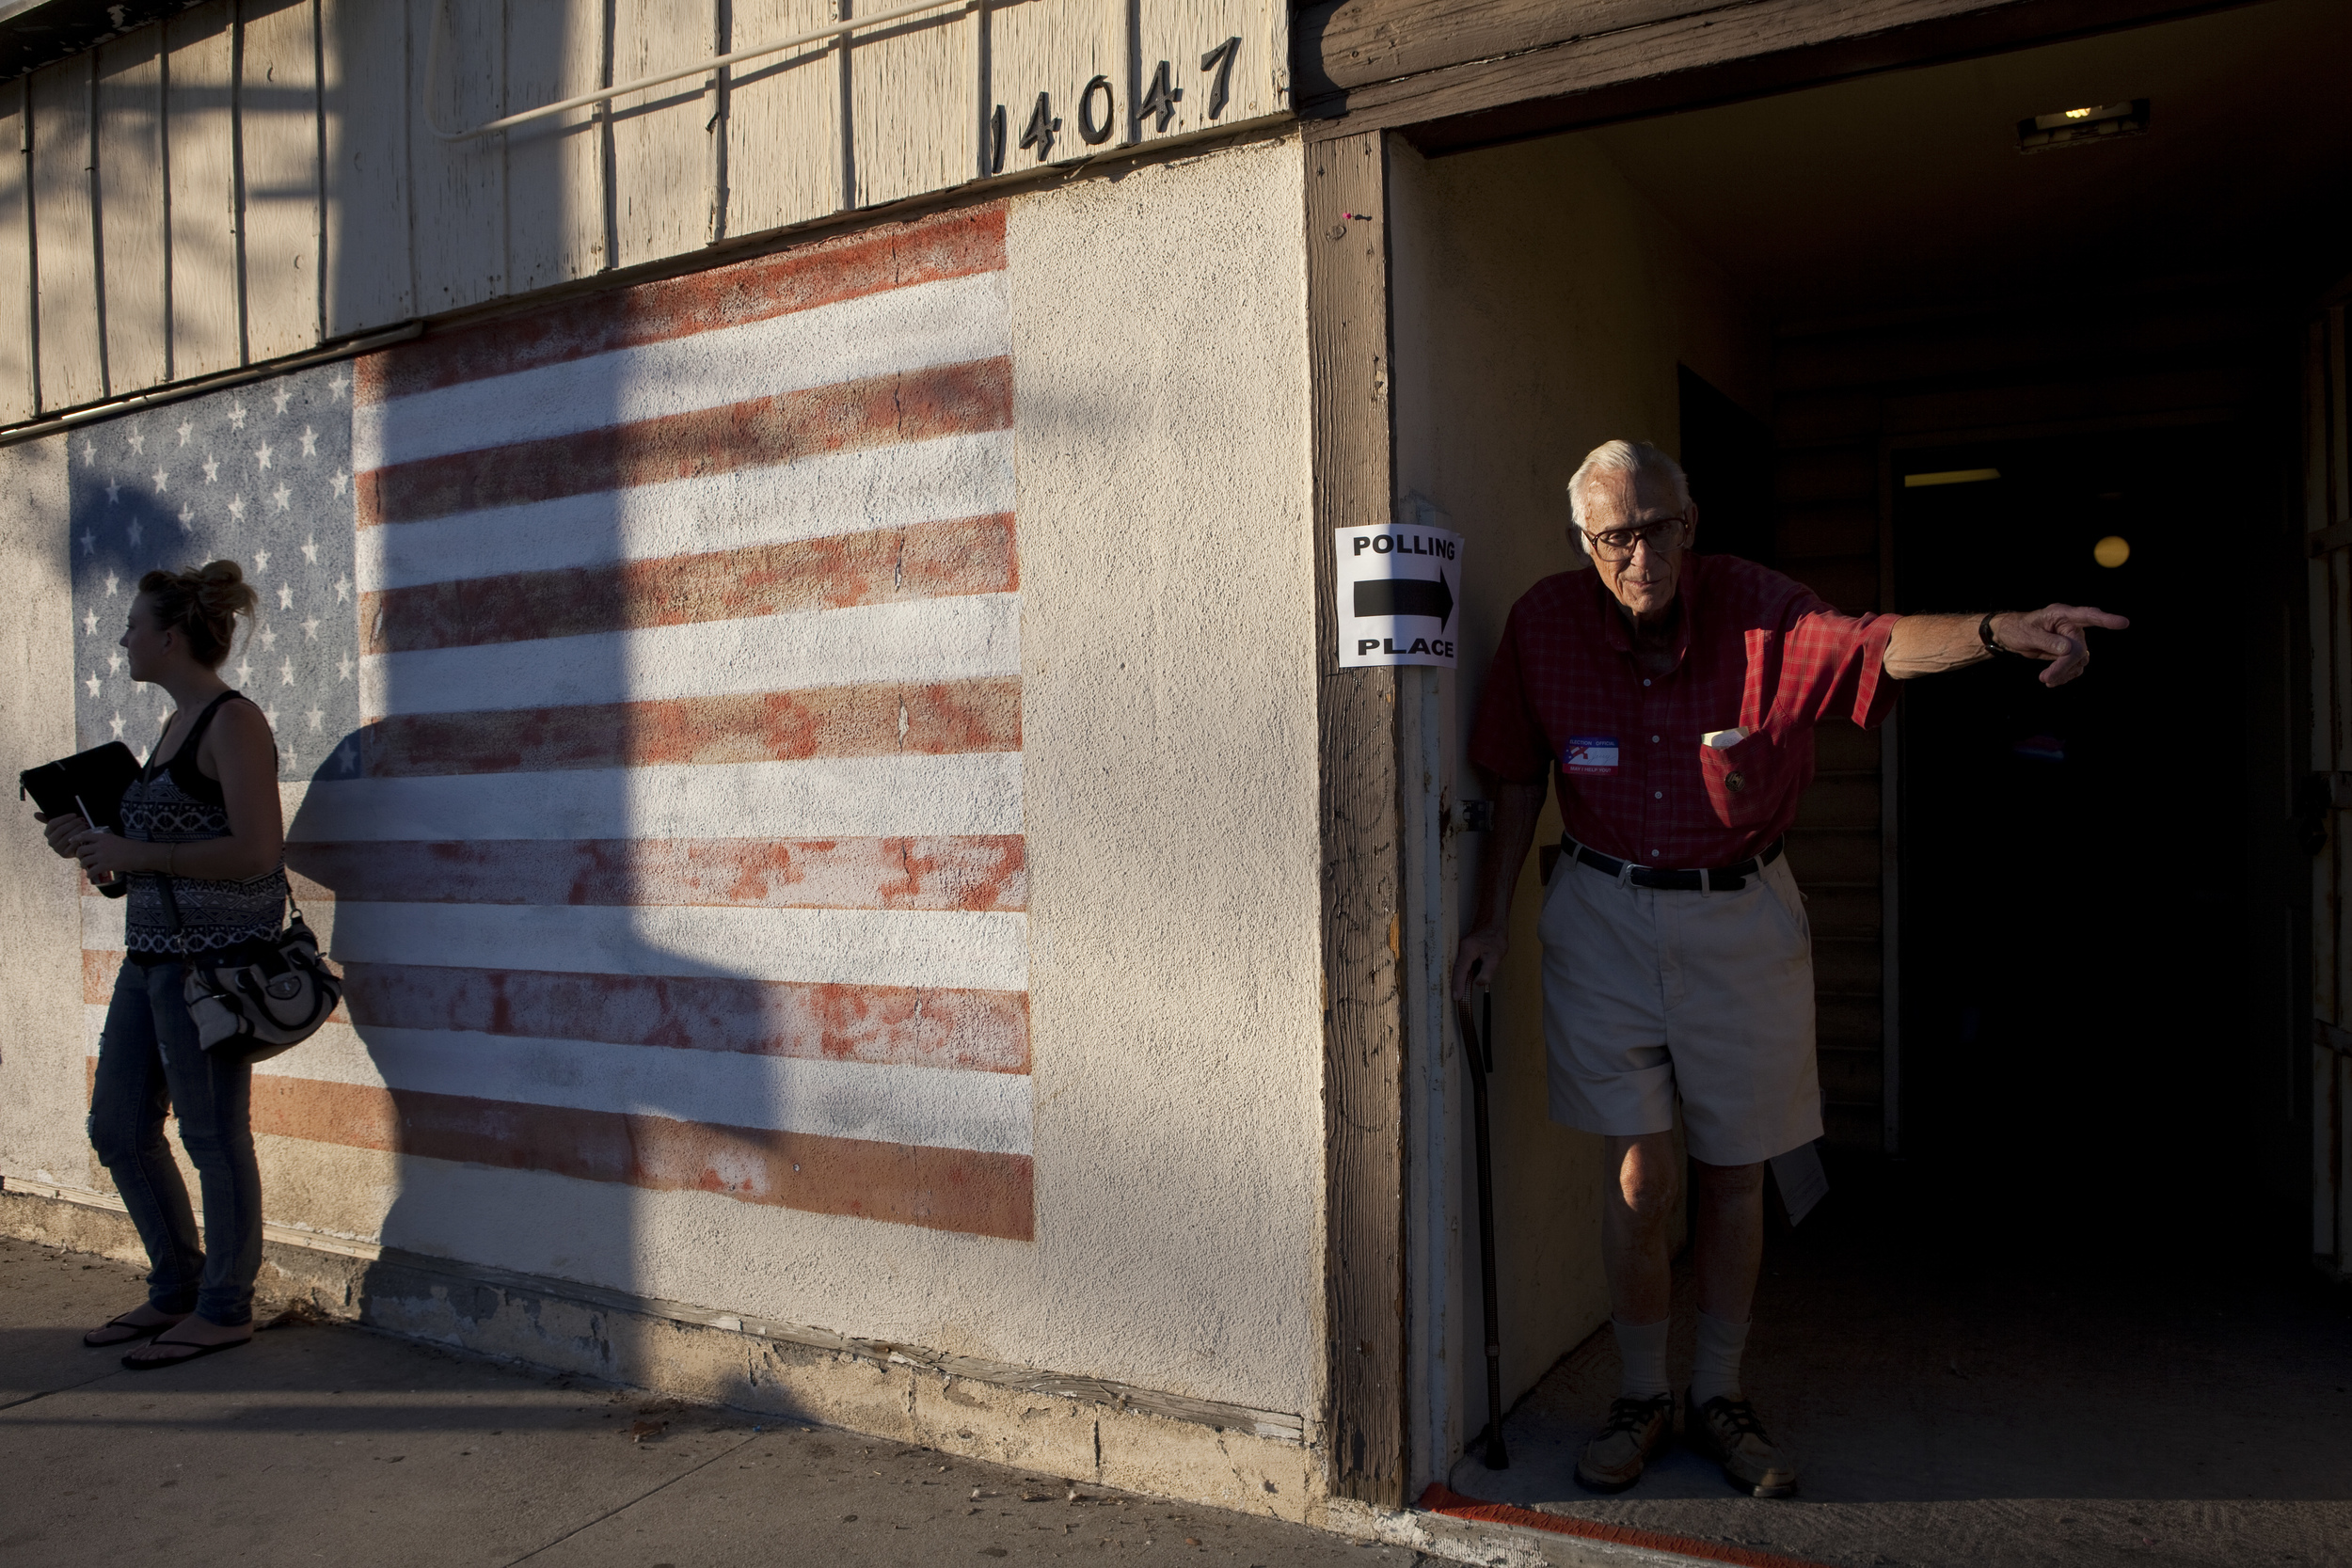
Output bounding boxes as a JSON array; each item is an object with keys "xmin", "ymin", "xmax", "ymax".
[{"xmin": 1978, "ymin": 612, "xmax": 2003, "ymax": 655}]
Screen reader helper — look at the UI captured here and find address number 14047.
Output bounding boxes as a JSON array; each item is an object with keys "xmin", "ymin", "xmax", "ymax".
[{"xmin": 989, "ymin": 37, "xmax": 1244, "ymax": 170}]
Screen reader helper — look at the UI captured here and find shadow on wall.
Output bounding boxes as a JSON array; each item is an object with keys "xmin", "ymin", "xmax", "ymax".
[{"xmin": 288, "ymin": 169, "xmax": 1042, "ymax": 1405}]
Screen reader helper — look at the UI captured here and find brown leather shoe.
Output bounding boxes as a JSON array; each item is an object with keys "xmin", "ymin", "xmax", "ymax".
[
  {"xmin": 1683, "ymin": 1390, "xmax": 1799, "ymax": 1498},
  {"xmin": 1574, "ymin": 1394, "xmax": 1675, "ymax": 1493}
]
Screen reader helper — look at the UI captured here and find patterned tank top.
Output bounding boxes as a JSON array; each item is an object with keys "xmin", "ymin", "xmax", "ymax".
[{"xmin": 120, "ymin": 689, "xmax": 289, "ymax": 964}]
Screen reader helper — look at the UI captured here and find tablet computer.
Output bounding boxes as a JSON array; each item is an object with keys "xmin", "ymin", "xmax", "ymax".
[
  {"xmin": 20, "ymin": 742, "xmax": 143, "ymax": 900},
  {"xmin": 21, "ymin": 740, "xmax": 143, "ymax": 830}
]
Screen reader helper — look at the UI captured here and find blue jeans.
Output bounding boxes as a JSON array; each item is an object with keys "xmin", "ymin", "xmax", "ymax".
[{"xmin": 87, "ymin": 959, "xmax": 262, "ymax": 1325}]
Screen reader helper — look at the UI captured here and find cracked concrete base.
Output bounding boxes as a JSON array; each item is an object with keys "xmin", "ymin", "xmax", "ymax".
[
  {"xmin": 0, "ymin": 1187, "xmax": 1322, "ymax": 1527},
  {"xmin": 0, "ymin": 1235, "xmax": 1415, "ymax": 1568}
]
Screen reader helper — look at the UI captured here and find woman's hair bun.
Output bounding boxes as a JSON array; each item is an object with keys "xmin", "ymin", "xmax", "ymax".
[
  {"xmin": 139, "ymin": 560, "xmax": 259, "ymax": 670},
  {"xmin": 193, "ymin": 559, "xmax": 258, "ymax": 619}
]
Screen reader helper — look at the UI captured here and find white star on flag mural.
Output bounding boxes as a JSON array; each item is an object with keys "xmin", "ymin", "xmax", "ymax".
[{"xmin": 69, "ymin": 362, "xmax": 361, "ymax": 780}]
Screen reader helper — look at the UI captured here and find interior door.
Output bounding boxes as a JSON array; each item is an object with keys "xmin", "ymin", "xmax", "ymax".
[{"xmin": 2307, "ymin": 297, "xmax": 2352, "ymax": 1281}]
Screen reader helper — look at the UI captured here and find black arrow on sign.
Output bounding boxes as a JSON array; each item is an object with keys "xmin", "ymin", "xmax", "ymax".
[{"xmin": 1355, "ymin": 569, "xmax": 1454, "ymax": 629}]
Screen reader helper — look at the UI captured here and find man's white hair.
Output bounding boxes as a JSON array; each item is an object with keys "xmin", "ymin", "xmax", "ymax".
[{"xmin": 1567, "ymin": 440, "xmax": 1692, "ymax": 552}]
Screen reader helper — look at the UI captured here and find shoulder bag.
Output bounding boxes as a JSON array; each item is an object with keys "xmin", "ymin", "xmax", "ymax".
[{"xmin": 155, "ymin": 875, "xmax": 343, "ymax": 1065}]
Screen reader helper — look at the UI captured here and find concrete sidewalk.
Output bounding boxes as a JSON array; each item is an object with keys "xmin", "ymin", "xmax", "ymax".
[
  {"xmin": 0, "ymin": 1237, "xmax": 1431, "ymax": 1568},
  {"xmin": 1446, "ymin": 1173, "xmax": 2352, "ymax": 1568}
]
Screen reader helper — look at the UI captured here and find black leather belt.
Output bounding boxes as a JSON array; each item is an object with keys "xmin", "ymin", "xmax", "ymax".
[{"xmin": 1562, "ymin": 835, "xmax": 1784, "ymax": 893}]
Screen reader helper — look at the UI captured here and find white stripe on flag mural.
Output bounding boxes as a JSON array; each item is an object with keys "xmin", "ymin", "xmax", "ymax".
[
  {"xmin": 358, "ymin": 593, "xmax": 1022, "ymax": 719},
  {"xmin": 68, "ymin": 364, "xmax": 362, "ymax": 781},
  {"xmin": 75, "ymin": 1008, "xmax": 1035, "ymax": 1155},
  {"xmin": 356, "ymin": 432, "xmax": 1015, "ymax": 592},
  {"xmin": 85, "ymin": 891, "xmax": 1031, "ymax": 993},
  {"xmin": 276, "ymin": 753, "xmax": 1025, "ymax": 841}
]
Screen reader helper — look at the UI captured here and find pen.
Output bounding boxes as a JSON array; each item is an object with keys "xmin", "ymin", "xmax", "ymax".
[{"xmin": 73, "ymin": 793, "xmax": 116, "ymax": 887}]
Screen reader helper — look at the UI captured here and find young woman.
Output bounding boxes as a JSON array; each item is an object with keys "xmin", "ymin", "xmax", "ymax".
[{"xmin": 38, "ymin": 561, "xmax": 288, "ymax": 1369}]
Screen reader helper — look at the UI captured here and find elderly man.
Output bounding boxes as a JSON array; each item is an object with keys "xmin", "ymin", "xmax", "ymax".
[{"xmin": 1453, "ymin": 440, "xmax": 2125, "ymax": 1498}]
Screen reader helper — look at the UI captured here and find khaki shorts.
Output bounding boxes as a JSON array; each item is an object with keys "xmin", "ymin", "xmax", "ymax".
[{"xmin": 1537, "ymin": 847, "xmax": 1822, "ymax": 1166}]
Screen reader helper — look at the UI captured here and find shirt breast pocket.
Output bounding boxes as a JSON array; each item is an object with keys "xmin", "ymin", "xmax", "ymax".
[{"xmin": 1698, "ymin": 727, "xmax": 1783, "ymax": 829}]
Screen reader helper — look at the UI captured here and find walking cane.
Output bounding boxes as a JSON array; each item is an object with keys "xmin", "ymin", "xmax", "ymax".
[{"xmin": 1455, "ymin": 979, "xmax": 1510, "ymax": 1470}]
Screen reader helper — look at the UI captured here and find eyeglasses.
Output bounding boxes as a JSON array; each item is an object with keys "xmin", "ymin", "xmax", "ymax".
[{"xmin": 1582, "ymin": 513, "xmax": 1690, "ymax": 563}]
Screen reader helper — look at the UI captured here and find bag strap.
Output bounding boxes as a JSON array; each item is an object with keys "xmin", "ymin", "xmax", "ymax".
[{"xmin": 152, "ymin": 869, "xmax": 192, "ymax": 959}]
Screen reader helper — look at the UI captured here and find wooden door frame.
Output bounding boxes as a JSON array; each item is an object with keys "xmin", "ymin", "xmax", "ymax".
[
  {"xmin": 1310, "ymin": 129, "xmax": 1410, "ymax": 1507},
  {"xmin": 2303, "ymin": 284, "xmax": 2352, "ymax": 1281}
]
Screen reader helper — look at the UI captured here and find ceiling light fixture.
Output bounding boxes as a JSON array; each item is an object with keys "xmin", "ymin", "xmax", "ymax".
[
  {"xmin": 2018, "ymin": 99, "xmax": 2149, "ymax": 153},
  {"xmin": 1903, "ymin": 468, "xmax": 2001, "ymax": 488}
]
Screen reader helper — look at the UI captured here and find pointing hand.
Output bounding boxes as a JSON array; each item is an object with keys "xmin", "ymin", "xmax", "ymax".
[{"xmin": 1991, "ymin": 604, "xmax": 2131, "ymax": 687}]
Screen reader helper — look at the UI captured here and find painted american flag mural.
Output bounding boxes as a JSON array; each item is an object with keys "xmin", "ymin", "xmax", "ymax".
[{"xmin": 82, "ymin": 207, "xmax": 1033, "ymax": 1241}]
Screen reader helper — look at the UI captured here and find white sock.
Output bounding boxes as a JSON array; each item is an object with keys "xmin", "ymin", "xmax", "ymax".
[
  {"xmin": 1613, "ymin": 1316, "xmax": 1672, "ymax": 1401},
  {"xmin": 1691, "ymin": 1309, "xmax": 1750, "ymax": 1406}
]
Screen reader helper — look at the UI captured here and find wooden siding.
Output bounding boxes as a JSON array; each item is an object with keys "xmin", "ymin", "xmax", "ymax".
[
  {"xmin": 2, "ymin": 0, "xmax": 1288, "ymax": 424},
  {"xmin": 30, "ymin": 55, "xmax": 103, "ymax": 409},
  {"xmin": 2309, "ymin": 297, "xmax": 2352, "ymax": 1278},
  {"xmin": 95, "ymin": 31, "xmax": 167, "ymax": 390},
  {"xmin": 1, "ymin": 83, "xmax": 33, "ymax": 421},
  {"xmin": 238, "ymin": 0, "xmax": 323, "ymax": 359},
  {"xmin": 166, "ymin": 2, "xmax": 240, "ymax": 382}
]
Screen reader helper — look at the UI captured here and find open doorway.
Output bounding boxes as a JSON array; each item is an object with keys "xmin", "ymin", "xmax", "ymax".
[{"xmin": 1391, "ymin": 0, "xmax": 2350, "ymax": 1546}]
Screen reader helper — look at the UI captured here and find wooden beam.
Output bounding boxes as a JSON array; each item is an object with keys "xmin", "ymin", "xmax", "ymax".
[
  {"xmin": 1295, "ymin": 0, "xmax": 1708, "ymax": 100},
  {"xmin": 1298, "ymin": 0, "xmax": 2251, "ymax": 154},
  {"xmin": 1308, "ymin": 128, "xmax": 1406, "ymax": 1508},
  {"xmin": 1, "ymin": 0, "xmax": 215, "ymax": 85}
]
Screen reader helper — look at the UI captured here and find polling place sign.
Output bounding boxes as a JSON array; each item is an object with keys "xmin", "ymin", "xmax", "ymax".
[{"xmin": 1336, "ymin": 522, "xmax": 1464, "ymax": 669}]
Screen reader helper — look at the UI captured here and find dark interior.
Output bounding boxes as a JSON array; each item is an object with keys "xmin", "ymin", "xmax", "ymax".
[{"xmin": 1889, "ymin": 431, "xmax": 2270, "ymax": 1243}]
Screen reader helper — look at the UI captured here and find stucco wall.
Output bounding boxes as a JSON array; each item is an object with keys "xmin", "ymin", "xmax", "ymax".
[
  {"xmin": 0, "ymin": 135, "xmax": 1322, "ymax": 1428},
  {"xmin": 1387, "ymin": 133, "xmax": 1768, "ymax": 1424},
  {"xmin": 0, "ymin": 438, "xmax": 82, "ymax": 1190},
  {"xmin": 1008, "ymin": 135, "xmax": 1322, "ymax": 1415}
]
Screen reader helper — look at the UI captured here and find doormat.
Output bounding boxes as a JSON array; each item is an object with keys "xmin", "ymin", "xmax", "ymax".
[{"xmin": 1417, "ymin": 1484, "xmax": 1836, "ymax": 1568}]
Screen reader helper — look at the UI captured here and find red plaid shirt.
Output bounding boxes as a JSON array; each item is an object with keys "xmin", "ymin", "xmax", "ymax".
[{"xmin": 1468, "ymin": 554, "xmax": 1901, "ymax": 869}]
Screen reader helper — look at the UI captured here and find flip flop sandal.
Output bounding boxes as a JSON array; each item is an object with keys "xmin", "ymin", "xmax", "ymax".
[
  {"xmin": 122, "ymin": 1333, "xmax": 250, "ymax": 1371},
  {"xmin": 83, "ymin": 1313, "xmax": 183, "ymax": 1348}
]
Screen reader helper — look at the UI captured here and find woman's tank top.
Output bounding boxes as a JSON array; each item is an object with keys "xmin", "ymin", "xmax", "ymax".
[{"xmin": 119, "ymin": 689, "xmax": 289, "ymax": 965}]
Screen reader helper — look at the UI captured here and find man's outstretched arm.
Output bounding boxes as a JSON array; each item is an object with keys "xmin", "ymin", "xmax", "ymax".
[
  {"xmin": 1451, "ymin": 779, "xmax": 1549, "ymax": 999},
  {"xmin": 1884, "ymin": 604, "xmax": 2131, "ymax": 687}
]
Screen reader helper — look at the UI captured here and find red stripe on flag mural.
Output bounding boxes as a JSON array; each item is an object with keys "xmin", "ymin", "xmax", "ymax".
[
  {"xmin": 83, "ymin": 947, "xmax": 121, "ymax": 1004},
  {"xmin": 1415, "ymin": 1486, "xmax": 1838, "ymax": 1568},
  {"xmin": 81, "ymin": 947, "xmax": 354, "ymax": 1029},
  {"xmin": 336, "ymin": 963, "xmax": 1030, "ymax": 1072},
  {"xmin": 356, "ymin": 208, "xmax": 1007, "ymax": 404},
  {"xmin": 362, "ymin": 514, "xmax": 1016, "ymax": 655},
  {"xmin": 247, "ymin": 1075, "xmax": 1036, "ymax": 1240},
  {"xmin": 286, "ymin": 834, "xmax": 1026, "ymax": 911},
  {"xmin": 356, "ymin": 357, "xmax": 1013, "ymax": 529},
  {"xmin": 354, "ymin": 677, "xmax": 1021, "ymax": 776}
]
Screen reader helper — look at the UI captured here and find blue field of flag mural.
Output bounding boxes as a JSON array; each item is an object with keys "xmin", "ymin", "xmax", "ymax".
[{"xmin": 69, "ymin": 362, "xmax": 362, "ymax": 783}]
